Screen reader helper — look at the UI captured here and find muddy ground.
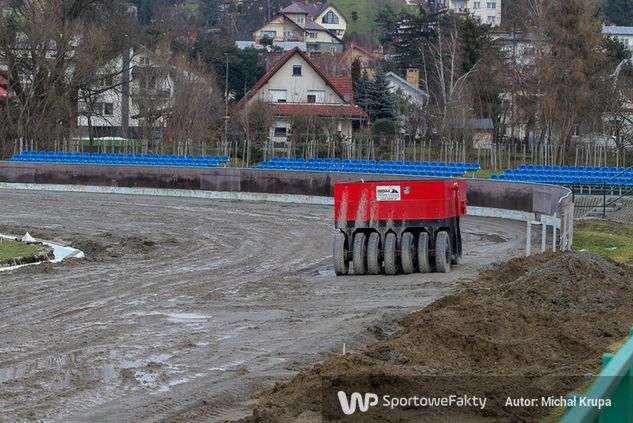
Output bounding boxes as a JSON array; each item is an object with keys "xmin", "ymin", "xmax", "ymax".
[
  {"xmin": 0, "ymin": 189, "xmax": 526, "ymax": 422},
  {"xmin": 238, "ymin": 252, "xmax": 633, "ymax": 423}
]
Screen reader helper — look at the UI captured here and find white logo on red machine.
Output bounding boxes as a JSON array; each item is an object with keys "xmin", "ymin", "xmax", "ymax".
[{"xmin": 376, "ymin": 185, "xmax": 401, "ymax": 201}]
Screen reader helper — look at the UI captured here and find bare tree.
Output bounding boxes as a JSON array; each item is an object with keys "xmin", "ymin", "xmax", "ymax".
[
  {"xmin": 0, "ymin": 0, "xmax": 139, "ymax": 153},
  {"xmin": 237, "ymin": 99, "xmax": 274, "ymax": 164}
]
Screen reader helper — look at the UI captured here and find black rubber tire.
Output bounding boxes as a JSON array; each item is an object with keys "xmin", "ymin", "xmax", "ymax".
[
  {"xmin": 333, "ymin": 232, "xmax": 349, "ymax": 275},
  {"xmin": 400, "ymin": 232, "xmax": 416, "ymax": 274},
  {"xmin": 352, "ymin": 232, "xmax": 368, "ymax": 275},
  {"xmin": 366, "ymin": 232, "xmax": 381, "ymax": 275},
  {"xmin": 383, "ymin": 232, "xmax": 398, "ymax": 275},
  {"xmin": 417, "ymin": 232, "xmax": 431, "ymax": 273},
  {"xmin": 435, "ymin": 230, "xmax": 451, "ymax": 273}
]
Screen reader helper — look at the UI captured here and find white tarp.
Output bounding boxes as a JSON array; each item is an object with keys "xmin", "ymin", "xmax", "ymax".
[
  {"xmin": 20, "ymin": 232, "xmax": 36, "ymax": 243},
  {"xmin": 0, "ymin": 233, "xmax": 85, "ymax": 272}
]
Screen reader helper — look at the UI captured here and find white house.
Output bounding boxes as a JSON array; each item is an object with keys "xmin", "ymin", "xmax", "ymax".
[
  {"xmin": 252, "ymin": 1, "xmax": 347, "ymax": 54},
  {"xmin": 407, "ymin": 0, "xmax": 501, "ymax": 26},
  {"xmin": 385, "ymin": 71, "xmax": 429, "ymax": 108},
  {"xmin": 603, "ymin": 25, "xmax": 633, "ymax": 50},
  {"xmin": 76, "ymin": 46, "xmax": 208, "ymax": 140},
  {"xmin": 236, "ymin": 47, "xmax": 366, "ymax": 147}
]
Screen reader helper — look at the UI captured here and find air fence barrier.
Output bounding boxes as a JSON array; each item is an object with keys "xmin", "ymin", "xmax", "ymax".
[
  {"xmin": 0, "ymin": 163, "xmax": 573, "ymax": 253},
  {"xmin": 561, "ymin": 327, "xmax": 633, "ymax": 423}
]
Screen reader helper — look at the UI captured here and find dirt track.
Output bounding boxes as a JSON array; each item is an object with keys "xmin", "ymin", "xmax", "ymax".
[{"xmin": 0, "ymin": 189, "xmax": 526, "ymax": 423}]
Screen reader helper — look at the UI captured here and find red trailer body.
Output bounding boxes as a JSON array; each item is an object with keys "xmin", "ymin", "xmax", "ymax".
[{"xmin": 333, "ymin": 179, "xmax": 467, "ymax": 275}]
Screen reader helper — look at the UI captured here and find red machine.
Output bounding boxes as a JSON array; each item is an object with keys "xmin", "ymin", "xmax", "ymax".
[{"xmin": 333, "ymin": 179, "xmax": 467, "ymax": 275}]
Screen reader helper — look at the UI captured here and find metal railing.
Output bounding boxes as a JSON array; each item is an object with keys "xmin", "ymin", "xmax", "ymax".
[
  {"xmin": 571, "ymin": 166, "xmax": 633, "ymax": 219},
  {"xmin": 562, "ymin": 327, "xmax": 633, "ymax": 423}
]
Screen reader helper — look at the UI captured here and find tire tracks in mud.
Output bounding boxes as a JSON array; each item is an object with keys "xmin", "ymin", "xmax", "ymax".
[{"xmin": 0, "ymin": 190, "xmax": 525, "ymax": 422}]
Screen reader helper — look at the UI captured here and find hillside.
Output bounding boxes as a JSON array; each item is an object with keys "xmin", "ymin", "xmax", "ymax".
[{"xmin": 332, "ymin": 0, "xmax": 407, "ymax": 35}]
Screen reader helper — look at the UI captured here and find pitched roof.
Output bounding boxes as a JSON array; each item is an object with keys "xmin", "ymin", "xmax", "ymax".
[
  {"xmin": 603, "ymin": 25, "xmax": 633, "ymax": 36},
  {"xmin": 236, "ymin": 47, "xmax": 348, "ymax": 109},
  {"xmin": 281, "ymin": 1, "xmax": 329, "ymax": 18},
  {"xmin": 281, "ymin": 2, "xmax": 311, "ymax": 14},
  {"xmin": 273, "ymin": 103, "xmax": 367, "ymax": 118},
  {"xmin": 385, "ymin": 72, "xmax": 429, "ymax": 97},
  {"xmin": 328, "ymin": 76, "xmax": 353, "ymax": 102}
]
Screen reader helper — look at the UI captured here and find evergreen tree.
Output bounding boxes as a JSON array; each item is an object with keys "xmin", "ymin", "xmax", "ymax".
[
  {"xmin": 367, "ymin": 69, "xmax": 395, "ymax": 120},
  {"xmin": 354, "ymin": 71, "xmax": 371, "ymax": 115},
  {"xmin": 459, "ymin": 16, "xmax": 492, "ymax": 74},
  {"xmin": 604, "ymin": 0, "xmax": 633, "ymax": 25},
  {"xmin": 375, "ymin": 5, "xmax": 442, "ymax": 70},
  {"xmin": 603, "ymin": 35, "xmax": 632, "ymax": 68}
]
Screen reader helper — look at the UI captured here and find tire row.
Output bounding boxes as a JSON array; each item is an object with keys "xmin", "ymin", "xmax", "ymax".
[{"xmin": 334, "ymin": 230, "xmax": 456, "ymax": 275}]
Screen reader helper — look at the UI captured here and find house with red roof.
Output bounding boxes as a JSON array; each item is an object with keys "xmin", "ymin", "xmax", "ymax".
[
  {"xmin": 236, "ymin": 47, "xmax": 367, "ymax": 148},
  {"xmin": 336, "ymin": 43, "xmax": 384, "ymax": 77},
  {"xmin": 252, "ymin": 1, "xmax": 347, "ymax": 54}
]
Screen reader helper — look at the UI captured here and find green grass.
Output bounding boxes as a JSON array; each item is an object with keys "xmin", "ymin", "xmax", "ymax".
[
  {"xmin": 572, "ymin": 220, "xmax": 633, "ymax": 264},
  {"xmin": 470, "ymin": 169, "xmax": 498, "ymax": 179},
  {"xmin": 335, "ymin": 0, "xmax": 406, "ymax": 35},
  {"xmin": 541, "ymin": 336, "xmax": 630, "ymax": 423},
  {"xmin": 0, "ymin": 238, "xmax": 41, "ymax": 261}
]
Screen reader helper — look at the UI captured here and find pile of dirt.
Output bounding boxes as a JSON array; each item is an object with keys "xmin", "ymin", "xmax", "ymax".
[
  {"xmin": 237, "ymin": 252, "xmax": 633, "ymax": 422},
  {"xmin": 72, "ymin": 234, "xmax": 156, "ymax": 261}
]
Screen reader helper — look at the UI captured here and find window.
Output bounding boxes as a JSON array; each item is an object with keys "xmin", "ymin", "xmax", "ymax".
[
  {"xmin": 296, "ymin": 16, "xmax": 305, "ymax": 24},
  {"xmin": 486, "ymin": 2, "xmax": 496, "ymax": 8},
  {"xmin": 330, "ymin": 46, "xmax": 336, "ymax": 54},
  {"xmin": 473, "ymin": 2, "xmax": 481, "ymax": 8},
  {"xmin": 292, "ymin": 65, "xmax": 302, "ymax": 76},
  {"xmin": 321, "ymin": 10, "xmax": 339, "ymax": 24},
  {"xmin": 309, "ymin": 32, "xmax": 317, "ymax": 39},
  {"xmin": 268, "ymin": 89, "xmax": 287, "ymax": 102},
  {"xmin": 307, "ymin": 90, "xmax": 325, "ymax": 103},
  {"xmin": 139, "ymin": 76, "xmax": 156, "ymax": 90},
  {"xmin": 103, "ymin": 103, "xmax": 114, "ymax": 116},
  {"xmin": 260, "ymin": 30, "xmax": 277, "ymax": 38},
  {"xmin": 274, "ymin": 120, "xmax": 287, "ymax": 137},
  {"xmin": 487, "ymin": 15, "xmax": 496, "ymax": 23}
]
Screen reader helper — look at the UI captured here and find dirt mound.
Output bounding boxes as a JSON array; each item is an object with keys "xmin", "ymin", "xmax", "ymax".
[
  {"xmin": 237, "ymin": 252, "xmax": 633, "ymax": 422},
  {"xmin": 72, "ymin": 234, "xmax": 156, "ymax": 260}
]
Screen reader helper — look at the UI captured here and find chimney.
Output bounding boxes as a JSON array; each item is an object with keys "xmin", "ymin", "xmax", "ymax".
[{"xmin": 406, "ymin": 68, "xmax": 419, "ymax": 87}]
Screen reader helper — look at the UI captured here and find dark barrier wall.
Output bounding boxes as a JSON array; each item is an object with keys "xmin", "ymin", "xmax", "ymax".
[{"xmin": 0, "ymin": 163, "xmax": 571, "ymax": 216}]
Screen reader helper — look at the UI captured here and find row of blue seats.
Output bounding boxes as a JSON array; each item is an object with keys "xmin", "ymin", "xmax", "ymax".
[
  {"xmin": 258, "ymin": 163, "xmax": 467, "ymax": 177},
  {"xmin": 517, "ymin": 164, "xmax": 627, "ymax": 173},
  {"xmin": 268, "ymin": 157, "xmax": 480, "ymax": 171},
  {"xmin": 7, "ymin": 152, "xmax": 229, "ymax": 167},
  {"xmin": 13, "ymin": 151, "xmax": 230, "ymax": 161},
  {"xmin": 492, "ymin": 174, "xmax": 633, "ymax": 186},
  {"xmin": 259, "ymin": 162, "xmax": 468, "ymax": 174},
  {"xmin": 495, "ymin": 165, "xmax": 632, "ymax": 186}
]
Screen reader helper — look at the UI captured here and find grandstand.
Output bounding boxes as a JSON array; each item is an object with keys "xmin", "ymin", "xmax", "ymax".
[
  {"xmin": 492, "ymin": 165, "xmax": 633, "ymax": 186},
  {"xmin": 7, "ymin": 151, "xmax": 230, "ymax": 167},
  {"xmin": 256, "ymin": 158, "xmax": 480, "ymax": 177}
]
